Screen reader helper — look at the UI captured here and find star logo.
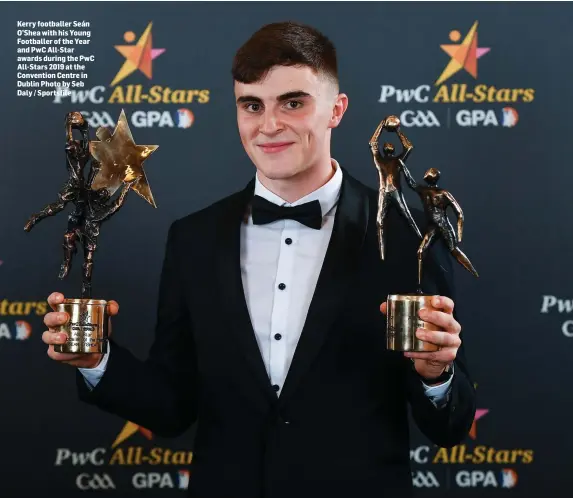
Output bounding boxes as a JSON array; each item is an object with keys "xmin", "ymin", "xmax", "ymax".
[
  {"xmin": 111, "ymin": 421, "xmax": 153, "ymax": 448},
  {"xmin": 469, "ymin": 408, "xmax": 489, "ymax": 440},
  {"xmin": 435, "ymin": 21, "xmax": 490, "ymax": 86},
  {"xmin": 111, "ymin": 22, "xmax": 166, "ymax": 86}
]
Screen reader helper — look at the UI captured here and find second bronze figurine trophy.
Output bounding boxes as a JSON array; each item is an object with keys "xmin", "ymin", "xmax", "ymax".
[
  {"xmin": 24, "ymin": 109, "xmax": 158, "ymax": 354},
  {"xmin": 369, "ymin": 115, "xmax": 478, "ymax": 352}
]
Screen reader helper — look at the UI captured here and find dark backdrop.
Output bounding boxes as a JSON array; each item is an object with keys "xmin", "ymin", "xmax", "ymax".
[{"xmin": 1, "ymin": 2, "xmax": 572, "ymax": 496}]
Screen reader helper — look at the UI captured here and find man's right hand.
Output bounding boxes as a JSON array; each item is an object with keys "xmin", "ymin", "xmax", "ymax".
[{"xmin": 42, "ymin": 292, "xmax": 119, "ymax": 369}]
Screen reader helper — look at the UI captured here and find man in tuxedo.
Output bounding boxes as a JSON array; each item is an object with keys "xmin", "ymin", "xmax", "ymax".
[{"xmin": 42, "ymin": 21, "xmax": 476, "ymax": 498}]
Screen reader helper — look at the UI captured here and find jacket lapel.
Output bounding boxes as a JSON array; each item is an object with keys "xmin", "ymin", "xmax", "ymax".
[
  {"xmin": 215, "ymin": 180, "xmax": 278, "ymax": 404},
  {"xmin": 279, "ymin": 172, "xmax": 370, "ymax": 404}
]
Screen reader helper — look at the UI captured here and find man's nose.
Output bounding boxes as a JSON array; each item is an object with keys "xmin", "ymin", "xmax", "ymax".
[{"xmin": 259, "ymin": 109, "xmax": 283, "ymax": 135}]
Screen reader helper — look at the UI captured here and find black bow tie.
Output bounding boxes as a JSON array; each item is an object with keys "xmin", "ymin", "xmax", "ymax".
[{"xmin": 251, "ymin": 195, "xmax": 323, "ymax": 230}]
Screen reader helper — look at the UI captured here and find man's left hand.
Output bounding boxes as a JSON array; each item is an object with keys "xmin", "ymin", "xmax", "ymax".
[{"xmin": 380, "ymin": 295, "xmax": 461, "ymax": 383}]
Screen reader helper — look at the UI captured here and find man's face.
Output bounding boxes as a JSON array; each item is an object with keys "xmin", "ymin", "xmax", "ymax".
[{"xmin": 234, "ymin": 65, "xmax": 346, "ymax": 183}]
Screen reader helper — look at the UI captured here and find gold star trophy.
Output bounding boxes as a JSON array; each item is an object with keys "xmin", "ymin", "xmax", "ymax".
[{"xmin": 24, "ymin": 110, "xmax": 158, "ymax": 354}]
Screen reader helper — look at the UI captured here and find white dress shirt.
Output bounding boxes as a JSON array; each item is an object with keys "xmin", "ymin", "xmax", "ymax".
[{"xmin": 80, "ymin": 159, "xmax": 451, "ymax": 406}]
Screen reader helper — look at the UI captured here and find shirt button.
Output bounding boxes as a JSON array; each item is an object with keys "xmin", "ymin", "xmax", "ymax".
[
  {"xmin": 273, "ymin": 384, "xmax": 280, "ymax": 392},
  {"xmin": 274, "ymin": 333, "xmax": 282, "ymax": 341},
  {"xmin": 278, "ymin": 283, "xmax": 286, "ymax": 290},
  {"xmin": 285, "ymin": 238, "xmax": 292, "ymax": 245}
]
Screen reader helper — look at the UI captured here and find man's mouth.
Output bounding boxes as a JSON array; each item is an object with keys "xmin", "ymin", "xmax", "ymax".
[{"xmin": 258, "ymin": 142, "xmax": 294, "ymax": 154}]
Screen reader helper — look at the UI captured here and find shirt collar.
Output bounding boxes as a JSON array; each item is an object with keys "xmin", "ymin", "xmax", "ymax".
[{"xmin": 253, "ymin": 158, "xmax": 343, "ymax": 217}]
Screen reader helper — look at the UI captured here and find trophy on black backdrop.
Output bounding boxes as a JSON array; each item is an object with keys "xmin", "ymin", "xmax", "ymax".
[
  {"xmin": 368, "ymin": 115, "xmax": 422, "ymax": 260},
  {"xmin": 24, "ymin": 109, "xmax": 158, "ymax": 354},
  {"xmin": 369, "ymin": 115, "xmax": 478, "ymax": 352}
]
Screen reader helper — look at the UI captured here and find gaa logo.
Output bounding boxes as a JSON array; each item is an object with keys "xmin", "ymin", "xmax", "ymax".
[
  {"xmin": 76, "ymin": 473, "xmax": 116, "ymax": 490},
  {"xmin": 399, "ymin": 110, "xmax": 441, "ymax": 127},
  {"xmin": 412, "ymin": 470, "xmax": 440, "ymax": 488},
  {"xmin": 82, "ymin": 111, "xmax": 115, "ymax": 128}
]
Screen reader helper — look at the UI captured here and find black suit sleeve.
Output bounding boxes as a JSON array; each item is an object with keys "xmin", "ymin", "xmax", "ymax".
[
  {"xmin": 405, "ymin": 240, "xmax": 477, "ymax": 448},
  {"xmin": 76, "ymin": 220, "xmax": 199, "ymax": 437}
]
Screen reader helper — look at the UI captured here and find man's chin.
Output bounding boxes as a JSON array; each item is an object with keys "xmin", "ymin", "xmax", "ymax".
[
  {"xmin": 256, "ymin": 165, "xmax": 304, "ymax": 182},
  {"xmin": 255, "ymin": 158, "xmax": 304, "ymax": 181},
  {"xmin": 258, "ymin": 171, "xmax": 294, "ymax": 182}
]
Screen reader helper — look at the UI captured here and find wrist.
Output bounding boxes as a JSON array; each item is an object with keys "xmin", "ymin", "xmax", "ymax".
[
  {"xmin": 80, "ymin": 354, "xmax": 105, "ymax": 369},
  {"xmin": 412, "ymin": 360, "xmax": 453, "ymax": 385}
]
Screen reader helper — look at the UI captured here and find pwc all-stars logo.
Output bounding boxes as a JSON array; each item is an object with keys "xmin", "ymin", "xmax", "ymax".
[
  {"xmin": 53, "ymin": 21, "xmax": 208, "ymax": 130},
  {"xmin": 378, "ymin": 20, "xmax": 534, "ymax": 129},
  {"xmin": 54, "ymin": 419, "xmax": 192, "ymax": 491}
]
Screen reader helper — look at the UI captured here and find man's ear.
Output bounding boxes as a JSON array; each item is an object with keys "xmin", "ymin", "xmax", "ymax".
[{"xmin": 329, "ymin": 93, "xmax": 348, "ymax": 129}]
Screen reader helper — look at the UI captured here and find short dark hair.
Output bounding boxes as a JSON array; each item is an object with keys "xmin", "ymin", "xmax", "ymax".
[{"xmin": 232, "ymin": 21, "xmax": 338, "ymax": 87}]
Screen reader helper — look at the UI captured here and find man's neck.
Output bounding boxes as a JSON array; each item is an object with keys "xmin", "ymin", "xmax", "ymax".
[{"xmin": 257, "ymin": 159, "xmax": 336, "ymax": 204}]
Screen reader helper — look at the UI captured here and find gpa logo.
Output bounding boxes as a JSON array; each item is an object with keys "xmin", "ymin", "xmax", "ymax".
[
  {"xmin": 455, "ymin": 469, "xmax": 518, "ymax": 488},
  {"xmin": 500, "ymin": 468, "xmax": 518, "ymax": 488},
  {"xmin": 132, "ymin": 471, "xmax": 190, "ymax": 490},
  {"xmin": 0, "ymin": 321, "xmax": 32, "ymax": 340},
  {"xmin": 455, "ymin": 108, "xmax": 519, "ymax": 127},
  {"xmin": 501, "ymin": 107, "xmax": 519, "ymax": 127}
]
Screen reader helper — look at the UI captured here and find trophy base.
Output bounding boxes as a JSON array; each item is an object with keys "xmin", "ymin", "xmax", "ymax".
[
  {"xmin": 54, "ymin": 298, "xmax": 109, "ymax": 354},
  {"xmin": 386, "ymin": 293, "xmax": 440, "ymax": 352}
]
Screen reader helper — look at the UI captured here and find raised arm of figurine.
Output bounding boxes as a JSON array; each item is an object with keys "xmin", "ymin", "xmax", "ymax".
[
  {"xmin": 368, "ymin": 118, "xmax": 386, "ymax": 152},
  {"xmin": 396, "ymin": 128, "xmax": 414, "ymax": 162},
  {"xmin": 64, "ymin": 112, "xmax": 90, "ymax": 184},
  {"xmin": 92, "ymin": 180, "xmax": 135, "ymax": 223},
  {"xmin": 399, "ymin": 158, "xmax": 418, "ymax": 190}
]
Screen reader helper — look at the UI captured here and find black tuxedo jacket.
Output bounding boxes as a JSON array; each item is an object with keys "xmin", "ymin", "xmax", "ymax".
[{"xmin": 77, "ymin": 169, "xmax": 476, "ymax": 498}]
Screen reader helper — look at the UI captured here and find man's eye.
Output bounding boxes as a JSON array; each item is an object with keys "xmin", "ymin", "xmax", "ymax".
[
  {"xmin": 245, "ymin": 103, "xmax": 261, "ymax": 112},
  {"xmin": 285, "ymin": 101, "xmax": 302, "ymax": 109}
]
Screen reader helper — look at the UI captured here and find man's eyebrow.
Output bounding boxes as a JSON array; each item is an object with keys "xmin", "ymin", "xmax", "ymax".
[
  {"xmin": 236, "ymin": 91, "xmax": 312, "ymax": 105},
  {"xmin": 277, "ymin": 91, "xmax": 312, "ymax": 101},
  {"xmin": 236, "ymin": 95, "xmax": 262, "ymax": 104}
]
